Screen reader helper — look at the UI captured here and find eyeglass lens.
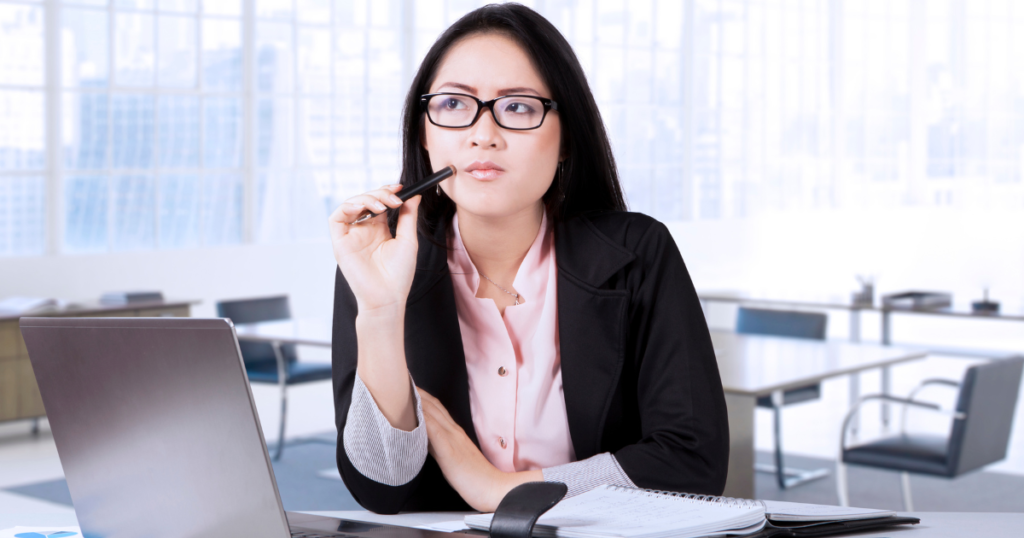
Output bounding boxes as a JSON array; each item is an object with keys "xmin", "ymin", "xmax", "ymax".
[{"xmin": 426, "ymin": 94, "xmax": 548, "ymax": 129}]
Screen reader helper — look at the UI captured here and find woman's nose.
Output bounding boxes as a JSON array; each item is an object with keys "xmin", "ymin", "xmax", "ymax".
[{"xmin": 469, "ymin": 108, "xmax": 502, "ymax": 148}]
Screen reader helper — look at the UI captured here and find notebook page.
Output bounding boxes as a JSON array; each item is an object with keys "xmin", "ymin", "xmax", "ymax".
[
  {"xmin": 530, "ymin": 486, "xmax": 764, "ymax": 538},
  {"xmin": 761, "ymin": 500, "xmax": 894, "ymax": 522}
]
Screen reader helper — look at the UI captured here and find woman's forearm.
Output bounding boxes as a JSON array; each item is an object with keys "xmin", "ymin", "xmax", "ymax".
[{"xmin": 355, "ymin": 304, "xmax": 417, "ymax": 431}]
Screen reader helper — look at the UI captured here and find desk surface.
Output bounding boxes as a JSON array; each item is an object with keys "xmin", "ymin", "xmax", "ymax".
[
  {"xmin": 711, "ymin": 331, "xmax": 927, "ymax": 396},
  {"xmin": 234, "ymin": 318, "xmax": 333, "ymax": 347},
  {"xmin": 4, "ymin": 511, "xmax": 1021, "ymax": 538},
  {"xmin": 0, "ymin": 299, "xmax": 199, "ymax": 321},
  {"xmin": 699, "ymin": 292, "xmax": 1024, "ymax": 322}
]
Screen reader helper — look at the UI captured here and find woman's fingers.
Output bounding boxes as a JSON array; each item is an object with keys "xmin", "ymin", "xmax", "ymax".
[{"xmin": 395, "ymin": 195, "xmax": 421, "ymax": 243}]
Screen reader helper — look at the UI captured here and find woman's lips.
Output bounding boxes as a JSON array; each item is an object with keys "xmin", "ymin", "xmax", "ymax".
[{"xmin": 467, "ymin": 168, "xmax": 503, "ymax": 180}]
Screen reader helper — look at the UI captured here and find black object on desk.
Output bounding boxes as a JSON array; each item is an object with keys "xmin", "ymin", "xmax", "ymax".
[
  {"xmin": 755, "ymin": 515, "xmax": 921, "ymax": 537},
  {"xmin": 489, "ymin": 482, "xmax": 568, "ymax": 538},
  {"xmin": 882, "ymin": 291, "xmax": 952, "ymax": 310}
]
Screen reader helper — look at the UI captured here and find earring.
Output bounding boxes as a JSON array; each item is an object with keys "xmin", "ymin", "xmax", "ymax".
[
  {"xmin": 436, "ymin": 184, "xmax": 442, "ymax": 197},
  {"xmin": 557, "ymin": 160, "xmax": 567, "ymax": 201}
]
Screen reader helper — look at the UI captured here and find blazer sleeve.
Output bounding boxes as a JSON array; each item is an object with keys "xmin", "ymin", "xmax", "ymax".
[
  {"xmin": 612, "ymin": 222, "xmax": 730, "ymax": 495},
  {"xmin": 332, "ymin": 266, "xmax": 428, "ymax": 514}
]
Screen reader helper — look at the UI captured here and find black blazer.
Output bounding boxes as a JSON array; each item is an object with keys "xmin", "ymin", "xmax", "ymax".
[{"xmin": 332, "ymin": 211, "xmax": 729, "ymax": 514}]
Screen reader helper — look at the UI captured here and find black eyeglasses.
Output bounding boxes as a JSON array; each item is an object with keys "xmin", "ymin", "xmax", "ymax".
[{"xmin": 420, "ymin": 92, "xmax": 559, "ymax": 131}]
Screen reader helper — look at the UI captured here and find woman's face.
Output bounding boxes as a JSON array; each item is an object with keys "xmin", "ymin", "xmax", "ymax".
[{"xmin": 423, "ymin": 33, "xmax": 561, "ymax": 220}]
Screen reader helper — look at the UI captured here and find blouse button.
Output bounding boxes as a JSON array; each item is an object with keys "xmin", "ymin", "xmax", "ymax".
[
  {"xmin": 499, "ymin": 437, "xmax": 507, "ymax": 449},
  {"xmin": 498, "ymin": 366, "xmax": 508, "ymax": 377}
]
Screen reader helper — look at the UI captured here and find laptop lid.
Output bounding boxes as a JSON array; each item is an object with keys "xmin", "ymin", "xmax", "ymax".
[{"xmin": 20, "ymin": 317, "xmax": 290, "ymax": 538}]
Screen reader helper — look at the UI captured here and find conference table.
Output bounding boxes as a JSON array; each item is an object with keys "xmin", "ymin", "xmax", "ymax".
[{"xmin": 234, "ymin": 320, "xmax": 928, "ymax": 499}]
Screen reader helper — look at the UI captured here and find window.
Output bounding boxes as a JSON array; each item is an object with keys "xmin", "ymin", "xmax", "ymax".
[{"xmin": 1, "ymin": 0, "xmax": 1022, "ymax": 257}]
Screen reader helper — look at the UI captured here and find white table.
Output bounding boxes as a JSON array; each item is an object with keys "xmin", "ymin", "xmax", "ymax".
[
  {"xmin": 233, "ymin": 320, "xmax": 927, "ymax": 498},
  {"xmin": 4, "ymin": 511, "xmax": 1022, "ymax": 537}
]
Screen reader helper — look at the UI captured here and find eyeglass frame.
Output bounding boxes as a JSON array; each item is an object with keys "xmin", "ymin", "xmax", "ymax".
[{"xmin": 420, "ymin": 92, "xmax": 559, "ymax": 131}]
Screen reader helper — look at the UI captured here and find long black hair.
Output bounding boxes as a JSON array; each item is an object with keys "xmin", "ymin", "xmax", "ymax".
[{"xmin": 390, "ymin": 2, "xmax": 626, "ymax": 238}]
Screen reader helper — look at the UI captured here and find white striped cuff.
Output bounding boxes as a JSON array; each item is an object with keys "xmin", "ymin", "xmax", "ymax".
[
  {"xmin": 542, "ymin": 452, "xmax": 637, "ymax": 498},
  {"xmin": 342, "ymin": 372, "xmax": 429, "ymax": 486}
]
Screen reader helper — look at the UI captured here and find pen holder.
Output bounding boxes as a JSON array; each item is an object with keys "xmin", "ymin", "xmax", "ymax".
[{"xmin": 489, "ymin": 481, "xmax": 568, "ymax": 538}]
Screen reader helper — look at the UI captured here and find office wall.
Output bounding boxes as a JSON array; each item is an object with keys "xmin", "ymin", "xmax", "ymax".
[
  {"xmin": 0, "ymin": 241, "xmax": 339, "ymax": 321},
  {"xmin": 670, "ymin": 207, "xmax": 1024, "ymax": 350}
]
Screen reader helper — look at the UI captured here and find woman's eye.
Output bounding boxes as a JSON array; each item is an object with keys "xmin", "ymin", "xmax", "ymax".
[
  {"xmin": 444, "ymin": 98, "xmax": 465, "ymax": 110},
  {"xmin": 504, "ymin": 101, "xmax": 535, "ymax": 114}
]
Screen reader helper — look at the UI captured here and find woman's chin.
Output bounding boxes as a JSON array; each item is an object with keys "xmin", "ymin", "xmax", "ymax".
[{"xmin": 453, "ymin": 197, "xmax": 541, "ymax": 221}]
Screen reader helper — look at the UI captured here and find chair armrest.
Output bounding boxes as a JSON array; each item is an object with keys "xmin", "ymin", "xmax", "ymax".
[
  {"xmin": 840, "ymin": 394, "xmax": 966, "ymax": 451},
  {"xmin": 902, "ymin": 378, "xmax": 960, "ymax": 434}
]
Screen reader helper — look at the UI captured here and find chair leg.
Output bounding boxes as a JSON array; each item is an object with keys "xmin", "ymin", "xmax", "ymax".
[
  {"xmin": 836, "ymin": 461, "xmax": 849, "ymax": 507},
  {"xmin": 273, "ymin": 383, "xmax": 287, "ymax": 461},
  {"xmin": 773, "ymin": 405, "xmax": 787, "ymax": 490},
  {"xmin": 272, "ymin": 341, "xmax": 288, "ymax": 461},
  {"xmin": 900, "ymin": 472, "xmax": 914, "ymax": 512},
  {"xmin": 31, "ymin": 417, "xmax": 40, "ymax": 436}
]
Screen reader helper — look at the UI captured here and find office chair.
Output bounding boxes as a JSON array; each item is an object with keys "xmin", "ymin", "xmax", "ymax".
[
  {"xmin": 736, "ymin": 306, "xmax": 828, "ymax": 489},
  {"xmin": 216, "ymin": 296, "xmax": 333, "ymax": 460},
  {"xmin": 837, "ymin": 356, "xmax": 1023, "ymax": 511}
]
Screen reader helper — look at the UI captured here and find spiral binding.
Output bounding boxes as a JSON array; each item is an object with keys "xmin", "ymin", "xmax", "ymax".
[{"xmin": 604, "ymin": 485, "xmax": 763, "ymax": 510}]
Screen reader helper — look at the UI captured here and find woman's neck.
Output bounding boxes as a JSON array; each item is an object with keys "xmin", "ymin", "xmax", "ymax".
[{"xmin": 456, "ymin": 203, "xmax": 544, "ymax": 285}]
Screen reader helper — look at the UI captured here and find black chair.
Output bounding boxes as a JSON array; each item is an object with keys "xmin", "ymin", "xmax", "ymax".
[
  {"xmin": 838, "ymin": 356, "xmax": 1024, "ymax": 510},
  {"xmin": 216, "ymin": 296, "xmax": 333, "ymax": 460},
  {"xmin": 736, "ymin": 307, "xmax": 829, "ymax": 489}
]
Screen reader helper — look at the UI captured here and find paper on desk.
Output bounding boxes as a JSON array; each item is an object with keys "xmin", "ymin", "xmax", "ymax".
[{"xmin": 0, "ymin": 526, "xmax": 81, "ymax": 538}]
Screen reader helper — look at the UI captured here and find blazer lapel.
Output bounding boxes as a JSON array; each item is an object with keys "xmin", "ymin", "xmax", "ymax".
[
  {"xmin": 405, "ymin": 221, "xmax": 480, "ymax": 448},
  {"xmin": 555, "ymin": 215, "xmax": 637, "ymax": 459}
]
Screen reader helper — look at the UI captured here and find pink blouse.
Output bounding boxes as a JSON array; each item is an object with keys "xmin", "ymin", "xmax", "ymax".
[{"xmin": 447, "ymin": 212, "xmax": 576, "ymax": 472}]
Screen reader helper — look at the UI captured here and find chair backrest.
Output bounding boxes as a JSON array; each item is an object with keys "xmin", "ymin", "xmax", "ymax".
[
  {"xmin": 215, "ymin": 296, "xmax": 296, "ymax": 364},
  {"xmin": 948, "ymin": 356, "xmax": 1024, "ymax": 476},
  {"xmin": 736, "ymin": 307, "xmax": 827, "ymax": 340}
]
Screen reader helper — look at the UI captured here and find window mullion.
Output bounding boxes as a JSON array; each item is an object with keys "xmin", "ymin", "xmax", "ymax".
[
  {"xmin": 243, "ymin": 0, "xmax": 256, "ymax": 243},
  {"xmin": 45, "ymin": 0, "xmax": 63, "ymax": 255}
]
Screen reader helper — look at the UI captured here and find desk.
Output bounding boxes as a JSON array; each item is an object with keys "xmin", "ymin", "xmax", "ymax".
[
  {"xmin": 233, "ymin": 321, "xmax": 927, "ymax": 499},
  {"xmin": 698, "ymin": 292, "xmax": 1024, "ymax": 354},
  {"xmin": 712, "ymin": 331, "xmax": 927, "ymax": 498},
  {"xmin": 0, "ymin": 299, "xmax": 198, "ymax": 425},
  {"xmin": 234, "ymin": 318, "xmax": 333, "ymax": 348},
  {"xmin": 5, "ymin": 511, "xmax": 1021, "ymax": 537},
  {"xmin": 305, "ymin": 510, "xmax": 1024, "ymax": 538}
]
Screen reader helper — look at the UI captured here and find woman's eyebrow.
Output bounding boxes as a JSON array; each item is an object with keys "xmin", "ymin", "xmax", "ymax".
[{"xmin": 434, "ymin": 82, "xmax": 542, "ymax": 96}]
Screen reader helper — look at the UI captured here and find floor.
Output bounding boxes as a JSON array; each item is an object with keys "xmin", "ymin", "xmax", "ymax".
[{"xmin": 2, "ymin": 347, "xmax": 1023, "ymax": 515}]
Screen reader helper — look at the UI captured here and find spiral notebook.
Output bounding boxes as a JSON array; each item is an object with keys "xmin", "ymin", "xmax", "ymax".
[{"xmin": 464, "ymin": 485, "xmax": 767, "ymax": 538}]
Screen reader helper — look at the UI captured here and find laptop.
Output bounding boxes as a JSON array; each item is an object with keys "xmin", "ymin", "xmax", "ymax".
[{"xmin": 20, "ymin": 316, "xmax": 463, "ymax": 538}]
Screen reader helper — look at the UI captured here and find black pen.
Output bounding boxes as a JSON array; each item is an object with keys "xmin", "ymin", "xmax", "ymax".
[{"xmin": 352, "ymin": 165, "xmax": 457, "ymax": 224}]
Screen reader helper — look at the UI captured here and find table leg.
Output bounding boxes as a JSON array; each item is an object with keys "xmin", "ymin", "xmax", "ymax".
[
  {"xmin": 881, "ymin": 310, "xmax": 892, "ymax": 345},
  {"xmin": 848, "ymin": 373, "xmax": 860, "ymax": 441},
  {"xmin": 722, "ymin": 393, "xmax": 755, "ymax": 499},
  {"xmin": 881, "ymin": 365, "xmax": 892, "ymax": 431},
  {"xmin": 849, "ymin": 309, "xmax": 861, "ymax": 343}
]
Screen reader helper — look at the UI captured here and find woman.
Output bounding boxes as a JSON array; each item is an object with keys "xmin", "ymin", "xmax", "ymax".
[{"xmin": 329, "ymin": 4, "xmax": 728, "ymax": 514}]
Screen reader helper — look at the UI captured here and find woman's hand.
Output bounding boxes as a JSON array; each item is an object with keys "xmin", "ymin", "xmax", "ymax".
[
  {"xmin": 328, "ymin": 185, "xmax": 421, "ymax": 314},
  {"xmin": 418, "ymin": 388, "xmax": 543, "ymax": 512}
]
